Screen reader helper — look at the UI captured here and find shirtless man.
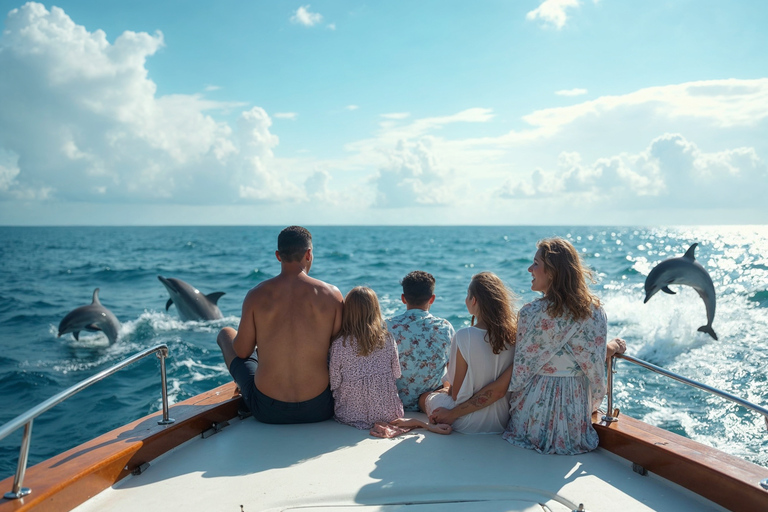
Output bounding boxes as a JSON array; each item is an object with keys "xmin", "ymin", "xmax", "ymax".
[{"xmin": 217, "ymin": 226, "xmax": 343, "ymax": 424}]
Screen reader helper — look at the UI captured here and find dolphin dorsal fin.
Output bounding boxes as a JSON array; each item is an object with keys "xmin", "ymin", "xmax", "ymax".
[
  {"xmin": 92, "ymin": 288, "xmax": 101, "ymax": 304},
  {"xmin": 206, "ymin": 292, "xmax": 225, "ymax": 305},
  {"xmin": 683, "ymin": 243, "xmax": 698, "ymax": 260},
  {"xmin": 166, "ymin": 298, "xmax": 174, "ymax": 311}
]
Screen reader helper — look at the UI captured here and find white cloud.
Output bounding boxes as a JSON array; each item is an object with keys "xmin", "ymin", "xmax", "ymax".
[
  {"xmin": 458, "ymin": 79, "xmax": 768, "ymax": 151},
  {"xmin": 204, "ymin": 85, "xmax": 221, "ymax": 91},
  {"xmin": 381, "ymin": 112, "xmax": 411, "ymax": 120},
  {"xmin": 374, "ymin": 139, "xmax": 461, "ymax": 208},
  {"xmin": 524, "ymin": 80, "xmax": 768, "ymax": 131},
  {"xmin": 327, "ymin": 23, "xmax": 336, "ymax": 31},
  {"xmin": 527, "ymin": 0, "xmax": 581, "ymax": 30},
  {"xmin": 497, "ymin": 133, "xmax": 768, "ymax": 209},
  {"xmin": 304, "ymin": 169, "xmax": 338, "ymax": 204},
  {"xmin": 555, "ymin": 88, "xmax": 588, "ymax": 96},
  {"xmin": 0, "ymin": 3, "xmax": 300, "ymax": 205},
  {"xmin": 274, "ymin": 112, "xmax": 298, "ymax": 120},
  {"xmin": 345, "ymin": 105, "xmax": 359, "ymax": 111},
  {"xmin": 291, "ymin": 5, "xmax": 323, "ymax": 27}
]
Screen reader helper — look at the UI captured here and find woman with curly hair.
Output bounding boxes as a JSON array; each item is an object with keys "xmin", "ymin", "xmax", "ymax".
[
  {"xmin": 423, "ymin": 272, "xmax": 517, "ymax": 434},
  {"xmin": 430, "ymin": 238, "xmax": 626, "ymax": 453}
]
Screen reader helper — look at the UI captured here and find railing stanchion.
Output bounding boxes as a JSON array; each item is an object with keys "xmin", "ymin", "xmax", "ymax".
[
  {"xmin": 4, "ymin": 421, "xmax": 33, "ymax": 500},
  {"xmin": 158, "ymin": 347, "xmax": 175, "ymax": 425},
  {"xmin": 0, "ymin": 344, "xmax": 172, "ymax": 499},
  {"xmin": 602, "ymin": 356, "xmax": 619, "ymax": 423}
]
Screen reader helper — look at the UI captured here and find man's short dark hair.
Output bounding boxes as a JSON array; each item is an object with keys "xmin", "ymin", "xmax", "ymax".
[
  {"xmin": 278, "ymin": 226, "xmax": 312, "ymax": 262},
  {"xmin": 401, "ymin": 271, "xmax": 435, "ymax": 305}
]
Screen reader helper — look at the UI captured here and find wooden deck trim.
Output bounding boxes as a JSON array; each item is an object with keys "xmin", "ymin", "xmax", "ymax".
[
  {"xmin": 0, "ymin": 382, "xmax": 241, "ymax": 512},
  {"xmin": 3, "ymin": 386, "xmax": 767, "ymax": 511},
  {"xmin": 594, "ymin": 413, "xmax": 768, "ymax": 511}
]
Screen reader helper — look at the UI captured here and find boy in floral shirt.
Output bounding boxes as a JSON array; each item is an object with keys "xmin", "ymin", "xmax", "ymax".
[{"xmin": 386, "ymin": 271, "xmax": 455, "ymax": 411}]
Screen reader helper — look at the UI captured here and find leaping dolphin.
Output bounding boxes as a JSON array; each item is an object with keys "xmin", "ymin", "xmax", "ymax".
[
  {"xmin": 58, "ymin": 288, "xmax": 121, "ymax": 344},
  {"xmin": 158, "ymin": 276, "xmax": 225, "ymax": 321},
  {"xmin": 644, "ymin": 243, "xmax": 718, "ymax": 340}
]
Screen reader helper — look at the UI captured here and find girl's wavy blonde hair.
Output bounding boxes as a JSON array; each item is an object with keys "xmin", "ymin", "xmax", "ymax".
[
  {"xmin": 537, "ymin": 237, "xmax": 600, "ymax": 321},
  {"xmin": 468, "ymin": 272, "xmax": 517, "ymax": 354},
  {"xmin": 338, "ymin": 286, "xmax": 388, "ymax": 356}
]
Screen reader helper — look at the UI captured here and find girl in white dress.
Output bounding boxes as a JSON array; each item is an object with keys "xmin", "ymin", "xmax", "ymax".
[{"xmin": 424, "ymin": 272, "xmax": 516, "ymax": 434}]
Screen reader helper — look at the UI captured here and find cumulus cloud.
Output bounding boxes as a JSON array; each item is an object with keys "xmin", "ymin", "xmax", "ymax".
[
  {"xmin": 527, "ymin": 0, "xmax": 581, "ymax": 30},
  {"xmin": 374, "ymin": 139, "xmax": 460, "ymax": 208},
  {"xmin": 555, "ymin": 88, "xmax": 588, "ymax": 96},
  {"xmin": 304, "ymin": 169, "xmax": 339, "ymax": 204},
  {"xmin": 497, "ymin": 133, "xmax": 768, "ymax": 208},
  {"xmin": 0, "ymin": 3, "xmax": 301, "ymax": 205},
  {"xmin": 290, "ymin": 5, "xmax": 323, "ymax": 27}
]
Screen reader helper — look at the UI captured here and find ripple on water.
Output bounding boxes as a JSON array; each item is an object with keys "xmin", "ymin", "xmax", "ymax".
[{"xmin": 747, "ymin": 290, "xmax": 768, "ymax": 308}]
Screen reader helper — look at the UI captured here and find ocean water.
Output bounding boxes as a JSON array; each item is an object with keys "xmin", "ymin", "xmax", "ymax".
[{"xmin": 1, "ymin": 225, "xmax": 767, "ymax": 478}]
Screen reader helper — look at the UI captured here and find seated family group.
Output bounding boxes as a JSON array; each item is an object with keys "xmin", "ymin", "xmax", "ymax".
[{"xmin": 217, "ymin": 226, "xmax": 626, "ymax": 456}]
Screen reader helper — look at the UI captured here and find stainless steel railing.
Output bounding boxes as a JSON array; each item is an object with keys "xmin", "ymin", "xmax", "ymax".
[
  {"xmin": 0, "ymin": 344, "xmax": 175, "ymax": 500},
  {"xmin": 602, "ymin": 353, "xmax": 768, "ymax": 431}
]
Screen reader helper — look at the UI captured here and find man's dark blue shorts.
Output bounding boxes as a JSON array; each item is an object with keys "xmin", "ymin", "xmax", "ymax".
[{"xmin": 229, "ymin": 355, "xmax": 334, "ymax": 424}]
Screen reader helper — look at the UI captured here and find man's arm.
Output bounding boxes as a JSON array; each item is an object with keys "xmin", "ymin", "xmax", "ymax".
[
  {"xmin": 429, "ymin": 365, "xmax": 513, "ymax": 425},
  {"xmin": 330, "ymin": 285, "xmax": 343, "ymax": 339},
  {"xmin": 232, "ymin": 289, "xmax": 258, "ymax": 359}
]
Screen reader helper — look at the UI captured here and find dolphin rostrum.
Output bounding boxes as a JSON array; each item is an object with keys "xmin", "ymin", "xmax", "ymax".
[
  {"xmin": 58, "ymin": 288, "xmax": 121, "ymax": 344},
  {"xmin": 644, "ymin": 243, "xmax": 717, "ymax": 340},
  {"xmin": 158, "ymin": 276, "xmax": 225, "ymax": 321}
]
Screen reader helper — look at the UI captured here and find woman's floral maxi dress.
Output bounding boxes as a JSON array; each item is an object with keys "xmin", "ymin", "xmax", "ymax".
[{"xmin": 502, "ymin": 299, "xmax": 607, "ymax": 455}]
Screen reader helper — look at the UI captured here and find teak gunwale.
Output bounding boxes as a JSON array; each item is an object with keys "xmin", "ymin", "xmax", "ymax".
[{"xmin": 0, "ymin": 382, "xmax": 766, "ymax": 512}]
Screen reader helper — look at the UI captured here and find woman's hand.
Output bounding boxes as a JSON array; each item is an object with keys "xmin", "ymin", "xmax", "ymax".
[
  {"xmin": 429, "ymin": 406, "xmax": 458, "ymax": 425},
  {"xmin": 606, "ymin": 337, "xmax": 627, "ymax": 359}
]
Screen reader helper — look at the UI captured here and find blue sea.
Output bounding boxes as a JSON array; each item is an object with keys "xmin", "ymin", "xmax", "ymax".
[{"xmin": 1, "ymin": 226, "xmax": 767, "ymax": 478}]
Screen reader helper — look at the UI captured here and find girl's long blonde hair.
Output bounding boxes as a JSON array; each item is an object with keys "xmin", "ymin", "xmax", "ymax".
[
  {"xmin": 537, "ymin": 237, "xmax": 600, "ymax": 321},
  {"xmin": 468, "ymin": 272, "xmax": 517, "ymax": 354},
  {"xmin": 338, "ymin": 286, "xmax": 388, "ymax": 356}
]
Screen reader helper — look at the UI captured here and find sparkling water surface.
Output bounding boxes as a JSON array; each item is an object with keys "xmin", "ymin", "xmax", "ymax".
[{"xmin": 1, "ymin": 226, "xmax": 767, "ymax": 477}]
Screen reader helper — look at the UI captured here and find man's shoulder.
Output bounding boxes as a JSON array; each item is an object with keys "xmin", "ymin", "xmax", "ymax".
[{"xmin": 306, "ymin": 276, "xmax": 343, "ymax": 301}]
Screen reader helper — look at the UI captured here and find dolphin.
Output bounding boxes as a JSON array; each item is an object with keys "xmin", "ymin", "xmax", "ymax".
[
  {"xmin": 644, "ymin": 243, "xmax": 717, "ymax": 340},
  {"xmin": 158, "ymin": 276, "xmax": 225, "ymax": 321},
  {"xmin": 58, "ymin": 288, "xmax": 121, "ymax": 344}
]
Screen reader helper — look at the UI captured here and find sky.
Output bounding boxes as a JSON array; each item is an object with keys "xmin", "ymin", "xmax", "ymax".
[{"xmin": 0, "ymin": 0, "xmax": 767, "ymax": 226}]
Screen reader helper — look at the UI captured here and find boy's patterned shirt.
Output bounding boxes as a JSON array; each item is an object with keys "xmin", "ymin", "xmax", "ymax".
[{"xmin": 386, "ymin": 309, "xmax": 455, "ymax": 411}]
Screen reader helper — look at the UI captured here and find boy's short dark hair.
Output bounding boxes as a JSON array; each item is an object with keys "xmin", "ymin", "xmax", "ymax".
[
  {"xmin": 401, "ymin": 271, "xmax": 435, "ymax": 305},
  {"xmin": 278, "ymin": 226, "xmax": 312, "ymax": 262}
]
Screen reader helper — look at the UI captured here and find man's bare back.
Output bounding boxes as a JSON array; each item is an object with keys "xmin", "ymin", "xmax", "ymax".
[
  {"xmin": 234, "ymin": 269, "xmax": 342, "ymax": 401},
  {"xmin": 217, "ymin": 227, "xmax": 343, "ymax": 422}
]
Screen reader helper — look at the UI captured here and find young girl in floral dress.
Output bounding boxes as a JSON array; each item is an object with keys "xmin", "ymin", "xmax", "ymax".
[{"xmin": 329, "ymin": 286, "xmax": 404, "ymax": 429}]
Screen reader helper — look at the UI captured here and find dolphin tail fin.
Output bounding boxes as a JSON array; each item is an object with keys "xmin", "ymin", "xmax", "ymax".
[
  {"xmin": 661, "ymin": 286, "xmax": 676, "ymax": 295},
  {"xmin": 683, "ymin": 243, "xmax": 698, "ymax": 260},
  {"xmin": 206, "ymin": 292, "xmax": 225, "ymax": 305},
  {"xmin": 165, "ymin": 298, "xmax": 173, "ymax": 311},
  {"xmin": 698, "ymin": 325, "xmax": 718, "ymax": 341},
  {"xmin": 92, "ymin": 288, "xmax": 101, "ymax": 304}
]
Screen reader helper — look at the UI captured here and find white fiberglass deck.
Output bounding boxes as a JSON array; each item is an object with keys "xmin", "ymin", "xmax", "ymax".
[{"xmin": 73, "ymin": 414, "xmax": 725, "ymax": 512}]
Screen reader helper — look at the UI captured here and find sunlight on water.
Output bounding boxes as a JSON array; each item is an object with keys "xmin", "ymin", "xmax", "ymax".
[{"xmin": 1, "ymin": 225, "xmax": 767, "ymax": 475}]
